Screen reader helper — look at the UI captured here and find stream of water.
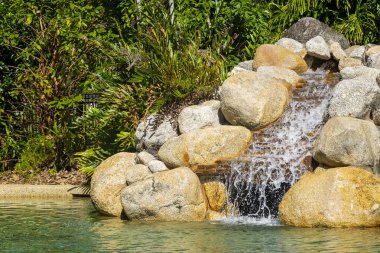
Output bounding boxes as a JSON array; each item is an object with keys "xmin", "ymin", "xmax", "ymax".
[{"xmin": 222, "ymin": 69, "xmax": 339, "ymax": 219}]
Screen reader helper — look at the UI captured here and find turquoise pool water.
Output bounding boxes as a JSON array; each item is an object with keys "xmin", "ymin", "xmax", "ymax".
[{"xmin": 1, "ymin": 198, "xmax": 379, "ymax": 252}]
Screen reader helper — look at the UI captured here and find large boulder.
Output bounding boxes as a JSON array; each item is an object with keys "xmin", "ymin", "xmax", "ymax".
[
  {"xmin": 256, "ymin": 66, "xmax": 302, "ymax": 89},
  {"xmin": 121, "ymin": 167, "xmax": 206, "ymax": 221},
  {"xmin": 90, "ymin": 152, "xmax": 136, "ymax": 217},
  {"xmin": 252, "ymin": 44, "xmax": 308, "ymax": 74},
  {"xmin": 135, "ymin": 115, "xmax": 178, "ymax": 152},
  {"xmin": 220, "ymin": 71, "xmax": 289, "ymax": 129},
  {"xmin": 178, "ymin": 100, "xmax": 222, "ymax": 134},
  {"xmin": 275, "ymin": 38, "xmax": 307, "ymax": 57},
  {"xmin": 313, "ymin": 117, "xmax": 380, "ymax": 172},
  {"xmin": 279, "ymin": 167, "xmax": 380, "ymax": 227},
  {"xmin": 158, "ymin": 125, "xmax": 252, "ymax": 168},
  {"xmin": 305, "ymin": 36, "xmax": 330, "ymax": 60},
  {"xmin": 340, "ymin": 66, "xmax": 380, "ymax": 82},
  {"xmin": 327, "ymin": 79, "xmax": 379, "ymax": 119},
  {"xmin": 283, "ymin": 17, "xmax": 349, "ymax": 49}
]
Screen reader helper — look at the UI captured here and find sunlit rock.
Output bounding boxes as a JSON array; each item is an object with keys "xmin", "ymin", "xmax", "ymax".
[
  {"xmin": 252, "ymin": 44, "xmax": 308, "ymax": 74},
  {"xmin": 340, "ymin": 66, "xmax": 380, "ymax": 82},
  {"xmin": 313, "ymin": 117, "xmax": 380, "ymax": 172},
  {"xmin": 279, "ymin": 167, "xmax": 380, "ymax": 227},
  {"xmin": 306, "ymin": 36, "xmax": 331, "ymax": 60},
  {"xmin": 256, "ymin": 66, "xmax": 302, "ymax": 89},
  {"xmin": 206, "ymin": 210, "xmax": 226, "ymax": 221},
  {"xmin": 329, "ymin": 41, "xmax": 347, "ymax": 61},
  {"xmin": 338, "ymin": 57, "xmax": 362, "ymax": 71},
  {"xmin": 275, "ymin": 38, "xmax": 307, "ymax": 57},
  {"xmin": 220, "ymin": 71, "xmax": 289, "ymax": 129},
  {"xmin": 158, "ymin": 125, "xmax": 252, "ymax": 169},
  {"xmin": 345, "ymin": 45, "xmax": 361, "ymax": 56},
  {"xmin": 136, "ymin": 151, "xmax": 155, "ymax": 165},
  {"xmin": 148, "ymin": 160, "xmax": 168, "ymax": 173},
  {"xmin": 125, "ymin": 164, "xmax": 152, "ymax": 185},
  {"xmin": 203, "ymin": 181, "xmax": 226, "ymax": 211},
  {"xmin": 328, "ymin": 79, "xmax": 379, "ymax": 119},
  {"xmin": 178, "ymin": 100, "xmax": 222, "ymax": 134},
  {"xmin": 349, "ymin": 46, "xmax": 365, "ymax": 60},
  {"xmin": 90, "ymin": 152, "xmax": 136, "ymax": 217},
  {"xmin": 135, "ymin": 115, "xmax": 178, "ymax": 152},
  {"xmin": 367, "ymin": 53, "xmax": 380, "ymax": 69},
  {"xmin": 121, "ymin": 167, "xmax": 206, "ymax": 221},
  {"xmin": 366, "ymin": 46, "xmax": 380, "ymax": 57}
]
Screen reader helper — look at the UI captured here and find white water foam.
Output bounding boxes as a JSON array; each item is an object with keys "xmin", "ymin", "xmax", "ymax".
[
  {"xmin": 222, "ymin": 69, "xmax": 338, "ymax": 221},
  {"xmin": 215, "ymin": 216, "xmax": 281, "ymax": 226}
]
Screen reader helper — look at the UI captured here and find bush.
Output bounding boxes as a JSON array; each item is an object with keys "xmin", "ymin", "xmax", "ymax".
[{"xmin": 272, "ymin": 0, "xmax": 380, "ymax": 44}]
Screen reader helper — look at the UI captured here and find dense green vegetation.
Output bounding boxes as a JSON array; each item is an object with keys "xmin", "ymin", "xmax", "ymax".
[{"xmin": 1, "ymin": 0, "xmax": 379, "ymax": 174}]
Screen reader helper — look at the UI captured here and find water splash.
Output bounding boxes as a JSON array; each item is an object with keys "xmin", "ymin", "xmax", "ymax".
[{"xmin": 221, "ymin": 69, "xmax": 339, "ymax": 220}]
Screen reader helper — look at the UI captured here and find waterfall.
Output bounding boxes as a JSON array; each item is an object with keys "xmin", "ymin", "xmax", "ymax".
[{"xmin": 221, "ymin": 69, "xmax": 339, "ymax": 220}]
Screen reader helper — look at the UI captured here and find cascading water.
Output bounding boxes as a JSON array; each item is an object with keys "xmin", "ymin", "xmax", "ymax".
[{"xmin": 220, "ymin": 68, "xmax": 339, "ymax": 221}]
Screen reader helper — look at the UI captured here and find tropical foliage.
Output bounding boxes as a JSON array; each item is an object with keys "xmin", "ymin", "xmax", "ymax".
[{"xmin": 0, "ymin": 0, "xmax": 379, "ymax": 174}]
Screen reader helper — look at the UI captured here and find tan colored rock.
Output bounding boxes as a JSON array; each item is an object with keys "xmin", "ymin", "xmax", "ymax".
[
  {"xmin": 366, "ymin": 46, "xmax": 380, "ymax": 57},
  {"xmin": 158, "ymin": 126, "xmax": 252, "ymax": 168},
  {"xmin": 256, "ymin": 66, "xmax": 302, "ymax": 89},
  {"xmin": 125, "ymin": 164, "xmax": 152, "ymax": 185},
  {"xmin": 220, "ymin": 71, "xmax": 289, "ymax": 130},
  {"xmin": 206, "ymin": 210, "xmax": 226, "ymax": 221},
  {"xmin": 313, "ymin": 117, "xmax": 380, "ymax": 173},
  {"xmin": 121, "ymin": 167, "xmax": 206, "ymax": 221},
  {"xmin": 252, "ymin": 44, "xmax": 308, "ymax": 74},
  {"xmin": 340, "ymin": 66, "xmax": 380, "ymax": 82},
  {"xmin": 275, "ymin": 38, "xmax": 307, "ymax": 58},
  {"xmin": 329, "ymin": 41, "xmax": 347, "ymax": 61},
  {"xmin": 338, "ymin": 57, "xmax": 362, "ymax": 71},
  {"xmin": 279, "ymin": 167, "xmax": 380, "ymax": 227},
  {"xmin": 203, "ymin": 181, "xmax": 227, "ymax": 211},
  {"xmin": 90, "ymin": 152, "xmax": 136, "ymax": 217}
]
